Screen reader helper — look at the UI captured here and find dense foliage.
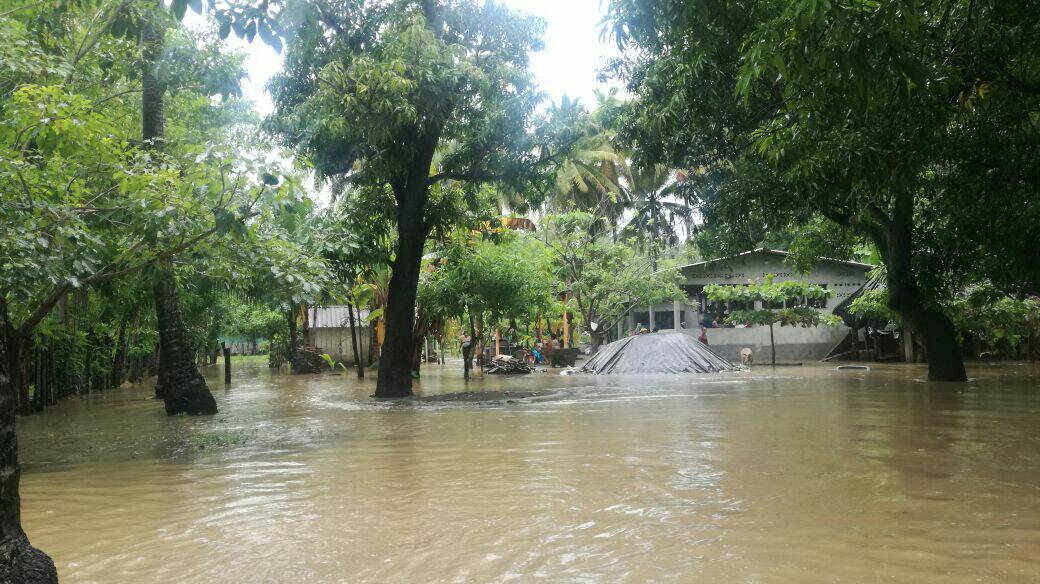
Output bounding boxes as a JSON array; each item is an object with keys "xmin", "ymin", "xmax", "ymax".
[{"xmin": 606, "ymin": 0, "xmax": 1040, "ymax": 381}]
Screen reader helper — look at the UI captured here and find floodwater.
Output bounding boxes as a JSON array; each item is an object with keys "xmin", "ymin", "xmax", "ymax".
[{"xmin": 17, "ymin": 358, "xmax": 1040, "ymax": 583}]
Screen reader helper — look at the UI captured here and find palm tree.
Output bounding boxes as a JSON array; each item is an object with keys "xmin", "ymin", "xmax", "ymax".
[
  {"xmin": 619, "ymin": 165, "xmax": 695, "ymax": 270},
  {"xmin": 546, "ymin": 95, "xmax": 626, "ymax": 229}
]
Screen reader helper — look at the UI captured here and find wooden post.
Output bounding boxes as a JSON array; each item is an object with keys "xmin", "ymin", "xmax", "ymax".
[{"xmin": 222, "ymin": 342, "xmax": 231, "ymax": 385}]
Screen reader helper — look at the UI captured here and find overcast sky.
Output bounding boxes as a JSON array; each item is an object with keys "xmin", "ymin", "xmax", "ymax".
[{"xmin": 216, "ymin": 0, "xmax": 619, "ymax": 115}]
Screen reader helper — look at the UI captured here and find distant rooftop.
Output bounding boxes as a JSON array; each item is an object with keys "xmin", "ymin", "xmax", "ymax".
[{"xmin": 670, "ymin": 248, "xmax": 875, "ymax": 273}]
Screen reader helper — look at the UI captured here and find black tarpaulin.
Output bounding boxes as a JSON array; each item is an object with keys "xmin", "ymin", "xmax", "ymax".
[{"xmin": 581, "ymin": 332, "xmax": 737, "ymax": 375}]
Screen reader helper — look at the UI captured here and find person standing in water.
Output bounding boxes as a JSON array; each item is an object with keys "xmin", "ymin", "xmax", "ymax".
[{"xmin": 461, "ymin": 333, "xmax": 473, "ymax": 380}]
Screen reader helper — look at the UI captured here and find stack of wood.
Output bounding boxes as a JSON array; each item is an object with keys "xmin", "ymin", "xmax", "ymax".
[{"xmin": 486, "ymin": 355, "xmax": 533, "ymax": 375}]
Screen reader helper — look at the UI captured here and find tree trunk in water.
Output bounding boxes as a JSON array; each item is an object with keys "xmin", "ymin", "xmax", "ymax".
[
  {"xmin": 0, "ymin": 299, "xmax": 58, "ymax": 583},
  {"xmin": 375, "ymin": 127, "xmax": 439, "ymax": 398},
  {"xmin": 222, "ymin": 343, "xmax": 231, "ymax": 385},
  {"xmin": 375, "ymin": 225, "xmax": 426, "ymax": 396},
  {"xmin": 411, "ymin": 335, "xmax": 424, "ymax": 379},
  {"xmin": 142, "ymin": 12, "xmax": 217, "ymax": 412},
  {"xmin": 111, "ymin": 318, "xmax": 127, "ymax": 388},
  {"xmin": 286, "ymin": 305, "xmax": 298, "ymax": 369},
  {"xmin": 347, "ymin": 303, "xmax": 364, "ymax": 379},
  {"xmin": 879, "ymin": 194, "xmax": 967, "ymax": 382},
  {"xmin": 154, "ymin": 271, "xmax": 217, "ymax": 415}
]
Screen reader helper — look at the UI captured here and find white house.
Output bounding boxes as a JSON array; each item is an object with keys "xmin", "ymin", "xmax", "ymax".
[{"xmin": 621, "ymin": 249, "xmax": 874, "ymax": 362}]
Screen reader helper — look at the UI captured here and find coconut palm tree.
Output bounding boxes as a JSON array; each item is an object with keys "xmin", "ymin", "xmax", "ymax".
[
  {"xmin": 619, "ymin": 165, "xmax": 696, "ymax": 270},
  {"xmin": 546, "ymin": 94, "xmax": 629, "ymax": 236}
]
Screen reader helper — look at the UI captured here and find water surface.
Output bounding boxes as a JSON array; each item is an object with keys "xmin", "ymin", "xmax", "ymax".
[{"xmin": 19, "ymin": 359, "xmax": 1040, "ymax": 583}]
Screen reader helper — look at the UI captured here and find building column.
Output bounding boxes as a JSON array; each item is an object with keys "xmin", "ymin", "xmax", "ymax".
[
  {"xmin": 648, "ymin": 305, "xmax": 655, "ymax": 330},
  {"xmin": 673, "ymin": 300, "xmax": 681, "ymax": 331}
]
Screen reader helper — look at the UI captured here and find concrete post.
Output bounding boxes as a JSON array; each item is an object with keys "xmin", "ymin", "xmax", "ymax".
[
  {"xmin": 648, "ymin": 306, "xmax": 655, "ymax": 330},
  {"xmin": 673, "ymin": 300, "xmax": 681, "ymax": 331}
]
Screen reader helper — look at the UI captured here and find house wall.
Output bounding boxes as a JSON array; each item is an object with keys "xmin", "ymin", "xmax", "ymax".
[
  {"xmin": 626, "ymin": 252, "xmax": 871, "ymax": 362},
  {"xmin": 307, "ymin": 327, "xmax": 371, "ymax": 366}
]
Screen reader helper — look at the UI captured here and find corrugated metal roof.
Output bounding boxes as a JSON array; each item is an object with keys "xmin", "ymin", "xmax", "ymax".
[
  {"xmin": 307, "ymin": 305, "xmax": 372, "ymax": 329},
  {"xmin": 666, "ymin": 248, "xmax": 876, "ymax": 273}
]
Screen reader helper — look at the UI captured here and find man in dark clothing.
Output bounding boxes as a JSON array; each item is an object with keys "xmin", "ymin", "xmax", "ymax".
[{"xmin": 461, "ymin": 333, "xmax": 473, "ymax": 380}]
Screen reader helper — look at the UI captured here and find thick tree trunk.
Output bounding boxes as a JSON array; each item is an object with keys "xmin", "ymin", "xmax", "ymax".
[
  {"xmin": 154, "ymin": 271, "xmax": 217, "ymax": 415},
  {"xmin": 375, "ymin": 126, "xmax": 439, "ymax": 398},
  {"xmin": 347, "ymin": 303, "xmax": 364, "ymax": 379},
  {"xmin": 880, "ymin": 196, "xmax": 967, "ymax": 382},
  {"xmin": 0, "ymin": 299, "xmax": 58, "ymax": 583},
  {"xmin": 375, "ymin": 223, "xmax": 426, "ymax": 396}
]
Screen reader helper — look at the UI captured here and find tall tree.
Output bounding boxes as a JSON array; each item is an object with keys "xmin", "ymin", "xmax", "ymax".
[
  {"xmin": 540, "ymin": 213, "xmax": 684, "ymax": 352},
  {"xmin": 607, "ymin": 0, "xmax": 1040, "ymax": 381},
  {"xmin": 0, "ymin": 299, "xmax": 57, "ymax": 584},
  {"xmin": 141, "ymin": 3, "xmax": 216, "ymax": 414},
  {"xmin": 266, "ymin": 0, "xmax": 562, "ymax": 397}
]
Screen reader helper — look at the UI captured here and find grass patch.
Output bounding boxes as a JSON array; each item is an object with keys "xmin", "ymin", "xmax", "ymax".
[{"xmin": 192, "ymin": 429, "xmax": 249, "ymax": 450}]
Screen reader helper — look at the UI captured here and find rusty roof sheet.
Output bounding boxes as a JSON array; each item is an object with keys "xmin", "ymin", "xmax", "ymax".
[{"xmin": 307, "ymin": 305, "xmax": 372, "ymax": 329}]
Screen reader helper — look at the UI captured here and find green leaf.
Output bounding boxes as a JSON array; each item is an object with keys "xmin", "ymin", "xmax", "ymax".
[
  {"xmin": 170, "ymin": 0, "xmax": 188, "ymax": 21},
  {"xmin": 258, "ymin": 22, "xmax": 282, "ymax": 53}
]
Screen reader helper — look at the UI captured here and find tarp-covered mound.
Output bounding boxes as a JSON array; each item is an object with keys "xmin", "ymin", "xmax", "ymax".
[{"xmin": 581, "ymin": 332, "xmax": 737, "ymax": 375}]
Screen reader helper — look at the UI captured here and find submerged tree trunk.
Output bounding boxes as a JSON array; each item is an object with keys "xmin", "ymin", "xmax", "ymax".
[
  {"xmin": 375, "ymin": 126, "xmax": 439, "ymax": 398},
  {"xmin": 347, "ymin": 302, "xmax": 363, "ymax": 379},
  {"xmin": 286, "ymin": 304, "xmax": 298, "ymax": 369},
  {"xmin": 376, "ymin": 224, "xmax": 427, "ymax": 396},
  {"xmin": 0, "ymin": 299, "xmax": 58, "ymax": 583},
  {"xmin": 141, "ymin": 12, "xmax": 214, "ymax": 413},
  {"xmin": 879, "ymin": 195, "xmax": 967, "ymax": 382},
  {"xmin": 154, "ymin": 271, "xmax": 217, "ymax": 415}
]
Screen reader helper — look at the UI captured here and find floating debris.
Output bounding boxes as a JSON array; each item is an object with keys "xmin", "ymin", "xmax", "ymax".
[{"xmin": 486, "ymin": 355, "xmax": 534, "ymax": 375}]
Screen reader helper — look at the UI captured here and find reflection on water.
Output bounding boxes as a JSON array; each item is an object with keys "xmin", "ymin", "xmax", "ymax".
[{"xmin": 18, "ymin": 359, "xmax": 1040, "ymax": 583}]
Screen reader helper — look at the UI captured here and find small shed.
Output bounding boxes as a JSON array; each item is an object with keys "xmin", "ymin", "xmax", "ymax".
[{"xmin": 305, "ymin": 305, "xmax": 372, "ymax": 366}]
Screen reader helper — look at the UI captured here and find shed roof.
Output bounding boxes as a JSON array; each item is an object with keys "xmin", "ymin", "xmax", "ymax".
[
  {"xmin": 307, "ymin": 305, "xmax": 372, "ymax": 329},
  {"xmin": 671, "ymin": 248, "xmax": 875, "ymax": 273}
]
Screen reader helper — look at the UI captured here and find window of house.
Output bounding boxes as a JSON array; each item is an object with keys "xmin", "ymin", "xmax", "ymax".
[
  {"xmin": 632, "ymin": 311, "xmax": 649, "ymax": 330},
  {"xmin": 654, "ymin": 311, "xmax": 674, "ymax": 330},
  {"xmin": 808, "ymin": 285, "xmax": 828, "ymax": 308}
]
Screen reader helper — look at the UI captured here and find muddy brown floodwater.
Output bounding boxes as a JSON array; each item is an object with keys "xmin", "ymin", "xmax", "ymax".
[{"xmin": 17, "ymin": 359, "xmax": 1040, "ymax": 583}]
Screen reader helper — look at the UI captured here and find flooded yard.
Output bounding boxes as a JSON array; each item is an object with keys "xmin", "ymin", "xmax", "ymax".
[{"xmin": 17, "ymin": 359, "xmax": 1040, "ymax": 583}]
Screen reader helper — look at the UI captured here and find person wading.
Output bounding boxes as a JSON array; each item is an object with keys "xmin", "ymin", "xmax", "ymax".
[{"xmin": 461, "ymin": 333, "xmax": 473, "ymax": 380}]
